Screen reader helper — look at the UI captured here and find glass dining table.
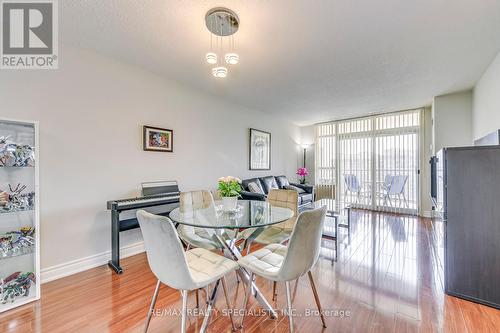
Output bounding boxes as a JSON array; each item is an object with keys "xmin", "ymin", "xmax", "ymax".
[{"xmin": 169, "ymin": 200, "xmax": 294, "ymax": 319}]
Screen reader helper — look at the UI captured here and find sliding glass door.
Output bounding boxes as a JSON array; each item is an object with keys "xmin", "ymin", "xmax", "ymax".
[
  {"xmin": 315, "ymin": 123, "xmax": 336, "ymax": 201},
  {"xmin": 315, "ymin": 110, "xmax": 421, "ymax": 214},
  {"xmin": 373, "ymin": 112, "xmax": 420, "ymax": 213},
  {"xmin": 338, "ymin": 118, "xmax": 373, "ymax": 209}
]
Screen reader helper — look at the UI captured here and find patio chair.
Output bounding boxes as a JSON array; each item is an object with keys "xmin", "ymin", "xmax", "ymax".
[
  {"xmin": 377, "ymin": 175, "xmax": 394, "ymax": 205},
  {"xmin": 382, "ymin": 175, "xmax": 409, "ymax": 208},
  {"xmin": 343, "ymin": 174, "xmax": 369, "ymax": 203}
]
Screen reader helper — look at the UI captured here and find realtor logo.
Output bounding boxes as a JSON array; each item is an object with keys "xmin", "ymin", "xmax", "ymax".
[{"xmin": 1, "ymin": 0, "xmax": 58, "ymax": 69}]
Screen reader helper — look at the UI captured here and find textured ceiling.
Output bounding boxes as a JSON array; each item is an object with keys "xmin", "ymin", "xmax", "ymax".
[{"xmin": 60, "ymin": 0, "xmax": 500, "ymax": 125}]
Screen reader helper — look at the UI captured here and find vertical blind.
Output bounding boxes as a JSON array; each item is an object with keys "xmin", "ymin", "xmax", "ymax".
[{"xmin": 315, "ymin": 109, "xmax": 422, "ymax": 215}]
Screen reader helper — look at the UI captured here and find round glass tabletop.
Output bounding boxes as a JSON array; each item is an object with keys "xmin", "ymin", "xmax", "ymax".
[{"xmin": 169, "ymin": 200, "xmax": 294, "ymax": 229}]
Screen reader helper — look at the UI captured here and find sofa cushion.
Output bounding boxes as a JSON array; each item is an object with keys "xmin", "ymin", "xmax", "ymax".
[
  {"xmin": 248, "ymin": 181, "xmax": 264, "ymax": 194},
  {"xmin": 275, "ymin": 175, "xmax": 290, "ymax": 188},
  {"xmin": 299, "ymin": 193, "xmax": 313, "ymax": 204},
  {"xmin": 260, "ymin": 176, "xmax": 279, "ymax": 194},
  {"xmin": 285, "ymin": 184, "xmax": 305, "ymax": 194}
]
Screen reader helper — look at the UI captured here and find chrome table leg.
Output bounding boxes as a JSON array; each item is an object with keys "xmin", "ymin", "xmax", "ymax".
[{"xmin": 213, "ymin": 232, "xmax": 278, "ymax": 319}]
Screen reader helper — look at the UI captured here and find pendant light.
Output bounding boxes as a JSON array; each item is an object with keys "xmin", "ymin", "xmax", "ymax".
[{"xmin": 205, "ymin": 8, "xmax": 239, "ymax": 78}]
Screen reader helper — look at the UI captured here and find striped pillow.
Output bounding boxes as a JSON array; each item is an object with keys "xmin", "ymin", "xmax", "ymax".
[{"xmin": 248, "ymin": 182, "xmax": 264, "ymax": 194}]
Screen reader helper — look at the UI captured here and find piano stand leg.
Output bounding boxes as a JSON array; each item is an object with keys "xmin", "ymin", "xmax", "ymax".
[
  {"xmin": 108, "ymin": 260, "xmax": 123, "ymax": 274},
  {"xmin": 110, "ymin": 209, "xmax": 123, "ymax": 274}
]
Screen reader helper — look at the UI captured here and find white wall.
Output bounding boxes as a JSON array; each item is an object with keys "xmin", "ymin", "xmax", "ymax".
[
  {"xmin": 432, "ymin": 90, "xmax": 473, "ymax": 152},
  {"xmin": 473, "ymin": 51, "xmax": 500, "ymax": 140},
  {"xmin": 0, "ymin": 46, "xmax": 300, "ymax": 277}
]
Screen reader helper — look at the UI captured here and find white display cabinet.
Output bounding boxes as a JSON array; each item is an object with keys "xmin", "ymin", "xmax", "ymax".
[{"xmin": 0, "ymin": 119, "xmax": 40, "ymax": 313}]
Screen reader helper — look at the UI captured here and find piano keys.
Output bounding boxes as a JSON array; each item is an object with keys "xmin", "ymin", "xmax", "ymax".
[{"xmin": 107, "ymin": 181, "xmax": 180, "ymax": 274}]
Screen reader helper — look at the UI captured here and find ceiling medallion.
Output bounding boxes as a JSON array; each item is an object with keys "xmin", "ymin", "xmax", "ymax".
[{"xmin": 205, "ymin": 8, "xmax": 240, "ymax": 78}]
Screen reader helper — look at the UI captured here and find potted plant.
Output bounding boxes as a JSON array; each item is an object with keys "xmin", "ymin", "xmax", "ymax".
[
  {"xmin": 296, "ymin": 167, "xmax": 309, "ymax": 184},
  {"xmin": 218, "ymin": 176, "xmax": 242, "ymax": 211}
]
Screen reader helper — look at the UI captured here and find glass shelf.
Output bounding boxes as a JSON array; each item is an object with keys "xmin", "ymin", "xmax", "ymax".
[
  {"xmin": 0, "ymin": 166, "xmax": 34, "ymax": 169},
  {"xmin": 0, "ymin": 293, "xmax": 37, "ymax": 312},
  {"xmin": 0, "ymin": 207, "xmax": 35, "ymax": 215},
  {"xmin": 0, "ymin": 247, "xmax": 34, "ymax": 261}
]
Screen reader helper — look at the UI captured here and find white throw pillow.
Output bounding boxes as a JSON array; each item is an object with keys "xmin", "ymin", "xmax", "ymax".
[{"xmin": 248, "ymin": 182, "xmax": 264, "ymax": 194}]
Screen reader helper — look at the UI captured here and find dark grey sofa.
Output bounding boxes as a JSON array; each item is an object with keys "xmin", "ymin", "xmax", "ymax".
[{"xmin": 240, "ymin": 175, "xmax": 314, "ymax": 206}]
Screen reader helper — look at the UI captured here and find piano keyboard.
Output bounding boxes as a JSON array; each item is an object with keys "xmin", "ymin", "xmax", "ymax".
[{"xmin": 107, "ymin": 193, "xmax": 180, "ymax": 210}]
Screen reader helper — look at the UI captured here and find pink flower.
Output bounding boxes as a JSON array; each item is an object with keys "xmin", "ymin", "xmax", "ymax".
[{"xmin": 296, "ymin": 167, "xmax": 309, "ymax": 177}]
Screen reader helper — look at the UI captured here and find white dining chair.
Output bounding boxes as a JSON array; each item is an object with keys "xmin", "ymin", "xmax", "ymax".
[
  {"xmin": 137, "ymin": 210, "xmax": 239, "ymax": 333},
  {"xmin": 177, "ymin": 190, "xmax": 223, "ymax": 251},
  {"xmin": 244, "ymin": 189, "xmax": 298, "ymax": 249},
  {"xmin": 237, "ymin": 206, "xmax": 328, "ymax": 332},
  {"xmin": 243, "ymin": 189, "xmax": 298, "ymax": 300}
]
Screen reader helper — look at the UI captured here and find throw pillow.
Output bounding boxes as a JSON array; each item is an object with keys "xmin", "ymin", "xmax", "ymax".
[
  {"xmin": 285, "ymin": 185, "xmax": 305, "ymax": 194},
  {"xmin": 248, "ymin": 182, "xmax": 264, "ymax": 194},
  {"xmin": 276, "ymin": 176, "xmax": 290, "ymax": 188}
]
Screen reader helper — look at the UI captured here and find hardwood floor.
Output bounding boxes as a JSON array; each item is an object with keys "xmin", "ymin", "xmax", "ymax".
[{"xmin": 1, "ymin": 210, "xmax": 500, "ymax": 332}]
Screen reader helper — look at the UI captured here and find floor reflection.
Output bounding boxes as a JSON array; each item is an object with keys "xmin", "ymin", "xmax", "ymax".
[{"xmin": 321, "ymin": 209, "xmax": 445, "ymax": 322}]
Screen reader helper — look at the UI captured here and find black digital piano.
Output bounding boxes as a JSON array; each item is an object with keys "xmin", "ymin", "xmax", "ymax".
[{"xmin": 106, "ymin": 181, "xmax": 180, "ymax": 273}]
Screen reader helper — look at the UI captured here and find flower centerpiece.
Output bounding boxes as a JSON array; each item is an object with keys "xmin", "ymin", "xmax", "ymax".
[
  {"xmin": 296, "ymin": 167, "xmax": 309, "ymax": 184},
  {"xmin": 218, "ymin": 176, "xmax": 242, "ymax": 211}
]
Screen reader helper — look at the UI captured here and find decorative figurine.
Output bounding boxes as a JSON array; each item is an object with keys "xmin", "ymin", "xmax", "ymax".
[
  {"xmin": 0, "ymin": 191, "xmax": 8, "ymax": 207},
  {"xmin": 0, "ymin": 271, "xmax": 35, "ymax": 304},
  {"xmin": 0, "ymin": 136, "xmax": 35, "ymax": 167},
  {"xmin": 0, "ymin": 183, "xmax": 35, "ymax": 212},
  {"xmin": 0, "ymin": 236, "xmax": 12, "ymax": 256},
  {"xmin": 0, "ymin": 227, "xmax": 35, "ymax": 257}
]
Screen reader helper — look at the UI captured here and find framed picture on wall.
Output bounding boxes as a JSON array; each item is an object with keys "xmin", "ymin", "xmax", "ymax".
[
  {"xmin": 249, "ymin": 128, "xmax": 271, "ymax": 170},
  {"xmin": 143, "ymin": 126, "xmax": 173, "ymax": 152}
]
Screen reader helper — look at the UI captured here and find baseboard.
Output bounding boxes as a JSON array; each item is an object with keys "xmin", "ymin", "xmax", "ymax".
[{"xmin": 40, "ymin": 241, "xmax": 145, "ymax": 284}]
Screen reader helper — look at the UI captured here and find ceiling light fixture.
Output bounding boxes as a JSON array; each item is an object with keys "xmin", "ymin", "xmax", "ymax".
[
  {"xmin": 212, "ymin": 66, "xmax": 228, "ymax": 78},
  {"xmin": 225, "ymin": 53, "xmax": 239, "ymax": 65},
  {"xmin": 206, "ymin": 52, "xmax": 217, "ymax": 64},
  {"xmin": 205, "ymin": 7, "xmax": 240, "ymax": 78}
]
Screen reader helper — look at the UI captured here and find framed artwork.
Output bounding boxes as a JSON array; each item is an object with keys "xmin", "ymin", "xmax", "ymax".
[
  {"xmin": 143, "ymin": 126, "xmax": 173, "ymax": 152},
  {"xmin": 249, "ymin": 128, "xmax": 271, "ymax": 170}
]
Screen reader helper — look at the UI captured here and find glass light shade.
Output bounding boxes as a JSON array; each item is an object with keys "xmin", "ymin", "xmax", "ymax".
[
  {"xmin": 224, "ymin": 53, "xmax": 239, "ymax": 65},
  {"xmin": 205, "ymin": 52, "xmax": 217, "ymax": 64},
  {"xmin": 212, "ymin": 66, "xmax": 228, "ymax": 78}
]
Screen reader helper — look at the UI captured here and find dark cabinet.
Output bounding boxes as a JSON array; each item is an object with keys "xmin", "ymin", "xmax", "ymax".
[{"xmin": 438, "ymin": 146, "xmax": 500, "ymax": 309}]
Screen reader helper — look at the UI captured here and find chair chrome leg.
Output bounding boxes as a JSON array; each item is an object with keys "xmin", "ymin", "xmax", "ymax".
[
  {"xmin": 307, "ymin": 271, "xmax": 327, "ymax": 328},
  {"xmin": 285, "ymin": 281, "xmax": 294, "ymax": 333},
  {"xmin": 221, "ymin": 277, "xmax": 238, "ymax": 331},
  {"xmin": 205, "ymin": 285, "xmax": 210, "ymax": 302},
  {"xmin": 181, "ymin": 290, "xmax": 188, "ymax": 333},
  {"xmin": 200, "ymin": 279, "xmax": 220, "ymax": 333},
  {"xmin": 272, "ymin": 281, "xmax": 277, "ymax": 301},
  {"xmin": 240, "ymin": 273, "xmax": 254, "ymax": 328},
  {"xmin": 195, "ymin": 289, "xmax": 200, "ymax": 309},
  {"xmin": 144, "ymin": 279, "xmax": 161, "ymax": 333}
]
